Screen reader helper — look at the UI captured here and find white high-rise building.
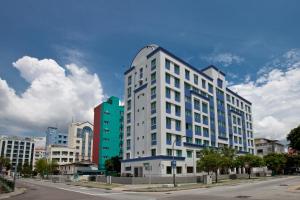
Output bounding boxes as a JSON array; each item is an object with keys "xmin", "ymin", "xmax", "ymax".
[
  {"xmin": 0, "ymin": 136, "xmax": 35, "ymax": 170},
  {"xmin": 121, "ymin": 44, "xmax": 255, "ymax": 177}
]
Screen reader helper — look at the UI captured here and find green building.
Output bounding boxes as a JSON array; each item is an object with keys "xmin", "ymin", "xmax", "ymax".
[{"xmin": 92, "ymin": 96, "xmax": 124, "ymax": 171}]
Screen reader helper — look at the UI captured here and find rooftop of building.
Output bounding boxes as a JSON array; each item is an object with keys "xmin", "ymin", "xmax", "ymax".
[
  {"xmin": 0, "ymin": 135, "xmax": 34, "ymax": 141},
  {"xmin": 254, "ymin": 138, "xmax": 285, "ymax": 146}
]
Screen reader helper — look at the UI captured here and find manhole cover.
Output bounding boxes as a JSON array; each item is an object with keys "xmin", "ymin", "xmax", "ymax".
[
  {"xmin": 279, "ymin": 184, "xmax": 288, "ymax": 186},
  {"xmin": 235, "ymin": 195, "xmax": 251, "ymax": 198}
]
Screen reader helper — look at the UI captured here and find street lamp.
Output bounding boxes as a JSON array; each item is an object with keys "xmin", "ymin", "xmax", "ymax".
[{"xmin": 172, "ymin": 135, "xmax": 186, "ymax": 187}]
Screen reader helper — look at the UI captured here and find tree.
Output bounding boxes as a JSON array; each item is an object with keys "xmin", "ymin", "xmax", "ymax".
[
  {"xmin": 287, "ymin": 125, "xmax": 300, "ymax": 151},
  {"xmin": 235, "ymin": 154, "xmax": 264, "ymax": 179},
  {"xmin": 0, "ymin": 157, "xmax": 11, "ymax": 172},
  {"xmin": 220, "ymin": 147, "xmax": 236, "ymax": 174},
  {"xmin": 105, "ymin": 156, "xmax": 121, "ymax": 173},
  {"xmin": 284, "ymin": 154, "xmax": 300, "ymax": 174},
  {"xmin": 264, "ymin": 153, "xmax": 286, "ymax": 175},
  {"xmin": 35, "ymin": 159, "xmax": 58, "ymax": 178},
  {"xmin": 21, "ymin": 162, "xmax": 33, "ymax": 177},
  {"xmin": 197, "ymin": 148, "xmax": 223, "ymax": 183}
]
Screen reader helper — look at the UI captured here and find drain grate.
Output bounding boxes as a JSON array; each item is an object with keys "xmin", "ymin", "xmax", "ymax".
[
  {"xmin": 279, "ymin": 184, "xmax": 288, "ymax": 186},
  {"xmin": 235, "ymin": 195, "xmax": 251, "ymax": 198}
]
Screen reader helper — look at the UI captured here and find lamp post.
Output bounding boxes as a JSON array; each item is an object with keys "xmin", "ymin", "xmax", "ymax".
[{"xmin": 172, "ymin": 136, "xmax": 186, "ymax": 187}]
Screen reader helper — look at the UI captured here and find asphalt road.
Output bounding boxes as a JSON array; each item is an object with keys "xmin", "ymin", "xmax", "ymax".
[{"xmin": 9, "ymin": 176, "xmax": 300, "ymax": 200}]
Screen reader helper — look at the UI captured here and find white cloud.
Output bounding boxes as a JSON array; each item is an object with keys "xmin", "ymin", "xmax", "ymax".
[
  {"xmin": 203, "ymin": 52, "xmax": 244, "ymax": 67},
  {"xmin": 230, "ymin": 49, "xmax": 300, "ymax": 140},
  {"xmin": 0, "ymin": 56, "xmax": 105, "ymax": 136}
]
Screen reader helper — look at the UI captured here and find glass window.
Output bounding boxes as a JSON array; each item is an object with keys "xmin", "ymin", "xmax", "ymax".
[
  {"xmin": 194, "ymin": 74, "xmax": 198, "ymax": 85},
  {"xmin": 151, "ymin": 58, "xmax": 156, "ymax": 70},
  {"xmin": 187, "ymin": 150, "xmax": 193, "ymax": 158},
  {"xmin": 174, "ymin": 77, "xmax": 180, "ymax": 88},
  {"xmin": 166, "ymin": 87, "xmax": 171, "ymax": 98},
  {"xmin": 208, "ymin": 83, "xmax": 213, "ymax": 93},
  {"xmin": 128, "ymin": 76, "xmax": 132, "ymax": 85},
  {"xmin": 174, "ymin": 64, "xmax": 180, "ymax": 75},
  {"xmin": 217, "ymin": 78, "xmax": 223, "ymax": 88},
  {"xmin": 175, "ymin": 91, "xmax": 180, "ymax": 102},
  {"xmin": 165, "ymin": 59, "xmax": 170, "ymax": 70},
  {"xmin": 165, "ymin": 73, "xmax": 171, "ymax": 84},
  {"xmin": 202, "ymin": 79, "xmax": 206, "ymax": 89},
  {"xmin": 185, "ymin": 69, "xmax": 190, "ymax": 80}
]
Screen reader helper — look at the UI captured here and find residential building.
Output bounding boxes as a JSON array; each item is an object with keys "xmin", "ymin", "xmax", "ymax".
[
  {"xmin": 255, "ymin": 138, "xmax": 285, "ymax": 156},
  {"xmin": 68, "ymin": 121, "xmax": 93, "ymax": 162},
  {"xmin": 93, "ymin": 96, "xmax": 124, "ymax": 171},
  {"xmin": 47, "ymin": 145, "xmax": 75, "ymax": 165},
  {"xmin": 0, "ymin": 136, "xmax": 35, "ymax": 170},
  {"xmin": 122, "ymin": 44, "xmax": 255, "ymax": 177},
  {"xmin": 46, "ymin": 127, "xmax": 68, "ymax": 147}
]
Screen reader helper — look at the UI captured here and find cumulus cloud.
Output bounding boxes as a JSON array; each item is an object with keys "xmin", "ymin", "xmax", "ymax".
[
  {"xmin": 230, "ymin": 49, "xmax": 300, "ymax": 140},
  {"xmin": 203, "ymin": 52, "xmax": 244, "ymax": 67},
  {"xmin": 0, "ymin": 56, "xmax": 105, "ymax": 136}
]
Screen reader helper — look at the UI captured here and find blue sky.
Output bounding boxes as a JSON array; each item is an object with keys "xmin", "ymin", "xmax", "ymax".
[{"xmin": 1, "ymin": 0, "xmax": 300, "ymax": 139}]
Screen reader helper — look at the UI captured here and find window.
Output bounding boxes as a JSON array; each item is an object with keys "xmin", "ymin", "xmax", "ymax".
[
  {"xmin": 174, "ymin": 64, "xmax": 180, "ymax": 75},
  {"xmin": 203, "ymin": 115, "xmax": 208, "ymax": 125},
  {"xmin": 165, "ymin": 73, "xmax": 171, "ymax": 84},
  {"xmin": 208, "ymin": 83, "xmax": 213, "ymax": 93},
  {"xmin": 175, "ymin": 91, "xmax": 180, "ymax": 102},
  {"xmin": 177, "ymin": 150, "xmax": 182, "ymax": 157},
  {"xmin": 128, "ymin": 76, "xmax": 132, "ymax": 85},
  {"xmin": 166, "ymin": 166, "xmax": 172, "ymax": 174},
  {"xmin": 202, "ymin": 102, "xmax": 208, "ymax": 113},
  {"xmin": 127, "ymin": 113, "xmax": 131, "ymax": 123},
  {"xmin": 194, "ymin": 74, "xmax": 198, "ymax": 85},
  {"xmin": 185, "ymin": 69, "xmax": 190, "ymax": 80},
  {"xmin": 166, "ymin": 117, "xmax": 171, "ymax": 129},
  {"xmin": 138, "ymin": 67, "xmax": 145, "ymax": 80},
  {"xmin": 151, "ymin": 102, "xmax": 156, "ymax": 114},
  {"xmin": 151, "ymin": 72, "xmax": 156, "ymax": 84},
  {"xmin": 104, "ymin": 121, "xmax": 109, "ymax": 125},
  {"xmin": 217, "ymin": 78, "xmax": 223, "ymax": 88},
  {"xmin": 166, "ymin": 133, "xmax": 172, "ymax": 145},
  {"xmin": 151, "ymin": 133, "xmax": 157, "ymax": 145},
  {"xmin": 203, "ymin": 127, "xmax": 209, "ymax": 137},
  {"xmin": 185, "ymin": 109, "xmax": 192, "ymax": 117},
  {"xmin": 165, "ymin": 59, "xmax": 170, "ymax": 70},
  {"xmin": 194, "ymin": 113, "xmax": 201, "ymax": 123},
  {"xmin": 126, "ymin": 126, "xmax": 131, "ymax": 136},
  {"xmin": 194, "ymin": 99, "xmax": 200, "ymax": 110},
  {"xmin": 175, "ymin": 105, "xmax": 181, "ymax": 116},
  {"xmin": 176, "ymin": 166, "xmax": 182, "ymax": 174},
  {"xmin": 151, "ymin": 58, "xmax": 156, "ymax": 70},
  {"xmin": 166, "ymin": 87, "xmax": 171, "ymax": 98},
  {"xmin": 195, "ymin": 139, "xmax": 202, "ymax": 146},
  {"xmin": 167, "ymin": 148, "xmax": 172, "ymax": 156},
  {"xmin": 187, "ymin": 150, "xmax": 193, "ymax": 158},
  {"xmin": 151, "ymin": 149, "xmax": 156, "ymax": 156},
  {"xmin": 174, "ymin": 77, "xmax": 180, "ymax": 88},
  {"xmin": 186, "ymin": 123, "xmax": 192, "ymax": 131},
  {"xmin": 151, "ymin": 117, "xmax": 156, "ymax": 130},
  {"xmin": 126, "ymin": 139, "xmax": 131, "ymax": 150},
  {"xmin": 202, "ymin": 79, "xmax": 206, "ymax": 89},
  {"xmin": 195, "ymin": 125, "xmax": 201, "ymax": 135},
  {"xmin": 151, "ymin": 87, "xmax": 156, "ymax": 99},
  {"xmin": 166, "ymin": 102, "xmax": 171, "ymax": 114},
  {"xmin": 127, "ymin": 100, "xmax": 131, "ymax": 110},
  {"xmin": 127, "ymin": 87, "xmax": 131, "ymax": 98},
  {"xmin": 226, "ymin": 94, "xmax": 230, "ymax": 102},
  {"xmin": 175, "ymin": 120, "xmax": 181, "ymax": 131}
]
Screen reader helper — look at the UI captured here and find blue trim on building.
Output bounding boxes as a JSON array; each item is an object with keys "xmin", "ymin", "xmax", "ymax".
[
  {"xmin": 183, "ymin": 142, "xmax": 205, "ymax": 148},
  {"xmin": 124, "ymin": 66, "xmax": 135, "ymax": 75},
  {"xmin": 190, "ymin": 91, "xmax": 210, "ymax": 101},
  {"xmin": 134, "ymin": 83, "xmax": 148, "ymax": 93},
  {"xmin": 121, "ymin": 155, "xmax": 185, "ymax": 163},
  {"xmin": 147, "ymin": 47, "xmax": 214, "ymax": 81},
  {"xmin": 226, "ymin": 88, "xmax": 252, "ymax": 105},
  {"xmin": 201, "ymin": 65, "xmax": 226, "ymax": 76},
  {"xmin": 218, "ymin": 136, "xmax": 229, "ymax": 140}
]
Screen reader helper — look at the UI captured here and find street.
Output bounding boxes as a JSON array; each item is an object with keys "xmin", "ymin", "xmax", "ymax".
[{"xmin": 8, "ymin": 176, "xmax": 300, "ymax": 200}]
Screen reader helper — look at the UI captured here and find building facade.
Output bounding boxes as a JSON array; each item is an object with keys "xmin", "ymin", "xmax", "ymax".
[
  {"xmin": 46, "ymin": 127, "xmax": 68, "ymax": 147},
  {"xmin": 0, "ymin": 136, "xmax": 35, "ymax": 170},
  {"xmin": 68, "ymin": 121, "xmax": 93, "ymax": 162},
  {"xmin": 122, "ymin": 45, "xmax": 255, "ymax": 177},
  {"xmin": 93, "ymin": 96, "xmax": 124, "ymax": 171},
  {"xmin": 255, "ymin": 138, "xmax": 285, "ymax": 156},
  {"xmin": 47, "ymin": 145, "xmax": 75, "ymax": 165}
]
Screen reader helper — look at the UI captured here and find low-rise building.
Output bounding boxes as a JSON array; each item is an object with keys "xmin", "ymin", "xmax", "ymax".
[
  {"xmin": 0, "ymin": 136, "xmax": 35, "ymax": 170},
  {"xmin": 59, "ymin": 161, "xmax": 100, "ymax": 175},
  {"xmin": 47, "ymin": 145, "xmax": 75, "ymax": 165},
  {"xmin": 46, "ymin": 127, "xmax": 68, "ymax": 147},
  {"xmin": 255, "ymin": 138, "xmax": 285, "ymax": 156}
]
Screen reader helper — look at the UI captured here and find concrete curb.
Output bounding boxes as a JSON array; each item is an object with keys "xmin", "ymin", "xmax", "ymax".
[{"xmin": 0, "ymin": 188, "xmax": 26, "ymax": 199}]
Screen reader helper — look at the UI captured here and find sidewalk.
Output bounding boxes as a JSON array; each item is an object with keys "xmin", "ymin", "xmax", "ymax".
[{"xmin": 0, "ymin": 188, "xmax": 26, "ymax": 199}]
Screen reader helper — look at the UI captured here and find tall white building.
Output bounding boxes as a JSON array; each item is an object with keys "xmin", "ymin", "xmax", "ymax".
[
  {"xmin": 68, "ymin": 122, "xmax": 93, "ymax": 162},
  {"xmin": 0, "ymin": 136, "xmax": 35, "ymax": 170},
  {"xmin": 121, "ymin": 44, "xmax": 255, "ymax": 177}
]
